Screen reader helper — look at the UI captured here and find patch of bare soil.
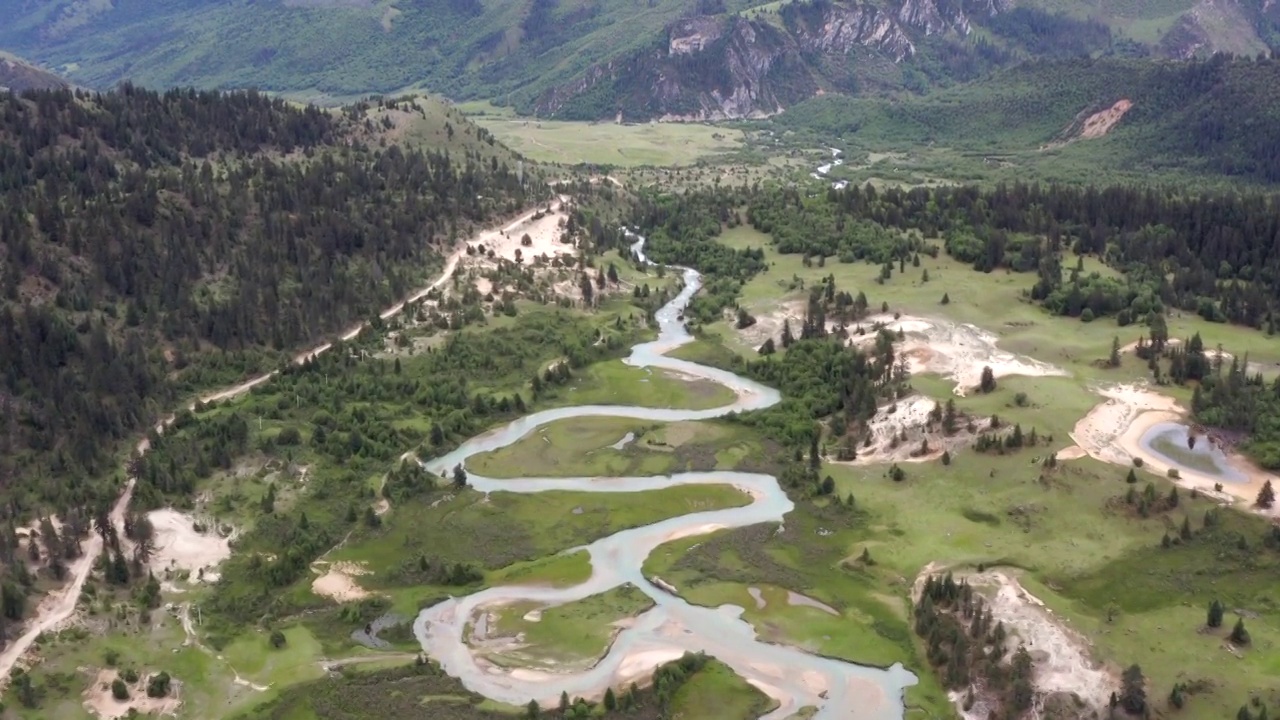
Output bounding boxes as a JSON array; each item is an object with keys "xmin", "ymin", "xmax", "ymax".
[
  {"xmin": 83, "ymin": 668, "xmax": 182, "ymax": 719},
  {"xmin": 311, "ymin": 561, "xmax": 374, "ymax": 602},
  {"xmin": 851, "ymin": 314, "xmax": 1067, "ymax": 395},
  {"xmin": 147, "ymin": 509, "xmax": 231, "ymax": 579},
  {"xmin": 831, "ymin": 395, "xmax": 987, "ymax": 465},
  {"xmin": 1078, "ymin": 100, "xmax": 1133, "ymax": 139}
]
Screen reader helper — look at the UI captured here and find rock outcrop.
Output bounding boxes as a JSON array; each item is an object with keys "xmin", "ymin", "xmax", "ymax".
[{"xmin": 534, "ymin": 0, "xmax": 988, "ymax": 120}]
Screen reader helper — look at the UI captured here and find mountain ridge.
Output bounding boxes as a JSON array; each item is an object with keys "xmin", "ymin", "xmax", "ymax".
[{"xmin": 2, "ymin": 0, "xmax": 1279, "ymax": 119}]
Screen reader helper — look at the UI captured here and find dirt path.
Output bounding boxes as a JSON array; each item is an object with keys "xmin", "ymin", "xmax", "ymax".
[
  {"xmin": 0, "ymin": 201, "xmax": 553, "ymax": 687},
  {"xmin": 0, "ymin": 479, "xmax": 134, "ymax": 683}
]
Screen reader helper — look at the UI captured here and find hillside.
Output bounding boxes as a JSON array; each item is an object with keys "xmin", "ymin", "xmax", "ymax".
[
  {"xmin": 0, "ymin": 86, "xmax": 533, "ymax": 513},
  {"xmin": 0, "ymin": 52, "xmax": 68, "ymax": 92},
  {"xmin": 2, "ymin": 0, "xmax": 1278, "ymax": 118},
  {"xmin": 774, "ymin": 54, "xmax": 1280, "ymax": 183}
]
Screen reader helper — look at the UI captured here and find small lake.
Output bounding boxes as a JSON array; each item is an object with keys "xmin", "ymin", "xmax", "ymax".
[{"xmin": 1138, "ymin": 422, "xmax": 1247, "ymax": 483}]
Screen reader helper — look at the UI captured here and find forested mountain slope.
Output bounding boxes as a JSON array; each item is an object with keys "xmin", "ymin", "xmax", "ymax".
[
  {"xmin": 0, "ymin": 86, "xmax": 531, "ymax": 513},
  {"xmin": 777, "ymin": 55, "xmax": 1280, "ymax": 183},
  {"xmin": 2, "ymin": 0, "xmax": 1278, "ymax": 118}
]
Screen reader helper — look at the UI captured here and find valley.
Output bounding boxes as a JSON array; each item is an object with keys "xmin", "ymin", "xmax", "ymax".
[{"xmin": 1, "ymin": 45, "xmax": 1280, "ymax": 720}]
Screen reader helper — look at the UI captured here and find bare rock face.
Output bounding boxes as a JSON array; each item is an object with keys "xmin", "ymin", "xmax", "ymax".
[{"xmin": 535, "ymin": 0, "xmax": 987, "ymax": 120}]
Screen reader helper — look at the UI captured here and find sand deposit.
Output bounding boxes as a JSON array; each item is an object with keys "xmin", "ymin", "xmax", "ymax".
[
  {"xmin": 83, "ymin": 668, "xmax": 182, "ymax": 720},
  {"xmin": 852, "ymin": 314, "xmax": 1067, "ymax": 395},
  {"xmin": 147, "ymin": 509, "xmax": 231, "ymax": 578},
  {"xmin": 470, "ymin": 197, "xmax": 575, "ymax": 265},
  {"xmin": 1070, "ymin": 383, "xmax": 1278, "ymax": 511},
  {"xmin": 917, "ymin": 568, "xmax": 1111, "ymax": 720},
  {"xmin": 311, "ymin": 561, "xmax": 373, "ymax": 602},
  {"xmin": 786, "ymin": 591, "xmax": 838, "ymax": 616},
  {"xmin": 740, "ymin": 308, "xmax": 1065, "ymax": 395}
]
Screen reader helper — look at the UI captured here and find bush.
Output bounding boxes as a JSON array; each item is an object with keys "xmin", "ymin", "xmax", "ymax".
[
  {"xmin": 147, "ymin": 672, "xmax": 171, "ymax": 698},
  {"xmin": 1133, "ymin": 457, "xmax": 1144, "ymax": 467},
  {"xmin": 1168, "ymin": 468, "xmax": 1181, "ymax": 479},
  {"xmin": 270, "ymin": 630, "xmax": 287, "ymax": 649},
  {"xmin": 122, "ymin": 669, "xmax": 139, "ymax": 684},
  {"xmin": 111, "ymin": 678, "xmax": 129, "ymax": 700}
]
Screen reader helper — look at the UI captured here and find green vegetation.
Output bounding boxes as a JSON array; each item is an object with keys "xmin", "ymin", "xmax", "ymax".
[
  {"xmin": 774, "ymin": 56, "xmax": 1280, "ymax": 185},
  {"xmin": 0, "ymin": 86, "xmax": 531, "ymax": 512},
  {"xmin": 668, "ymin": 658, "xmax": 777, "ymax": 719},
  {"xmin": 471, "ymin": 119, "xmax": 744, "ymax": 167},
  {"xmin": 467, "ymin": 418, "xmax": 778, "ymax": 479},
  {"xmin": 543, "ymin": 361, "xmax": 737, "ymax": 411},
  {"xmin": 335, "ymin": 485, "xmax": 750, "ymax": 591},
  {"xmin": 483, "ymin": 585, "xmax": 654, "ymax": 667}
]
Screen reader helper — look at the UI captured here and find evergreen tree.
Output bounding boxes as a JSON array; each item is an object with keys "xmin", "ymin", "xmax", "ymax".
[
  {"xmin": 1207, "ymin": 599, "xmax": 1224, "ymax": 628},
  {"xmin": 979, "ymin": 366, "xmax": 996, "ymax": 393},
  {"xmin": 1230, "ymin": 617, "xmax": 1250, "ymax": 645},
  {"xmin": 1258, "ymin": 480, "xmax": 1275, "ymax": 509},
  {"xmin": 1120, "ymin": 664, "xmax": 1147, "ymax": 715}
]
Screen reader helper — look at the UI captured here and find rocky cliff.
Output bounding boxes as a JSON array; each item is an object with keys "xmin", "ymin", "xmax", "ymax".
[{"xmin": 535, "ymin": 0, "xmax": 1000, "ymax": 120}]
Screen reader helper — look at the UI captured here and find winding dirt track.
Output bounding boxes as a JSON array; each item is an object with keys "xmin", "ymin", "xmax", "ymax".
[{"xmin": 0, "ymin": 202, "xmax": 556, "ymax": 686}]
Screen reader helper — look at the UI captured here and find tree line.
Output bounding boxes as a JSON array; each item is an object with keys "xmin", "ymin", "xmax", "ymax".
[{"xmin": 0, "ymin": 85, "xmax": 532, "ymax": 517}]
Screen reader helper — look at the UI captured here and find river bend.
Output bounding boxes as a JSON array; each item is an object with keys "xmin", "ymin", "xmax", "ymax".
[{"xmin": 414, "ymin": 235, "xmax": 916, "ymax": 719}]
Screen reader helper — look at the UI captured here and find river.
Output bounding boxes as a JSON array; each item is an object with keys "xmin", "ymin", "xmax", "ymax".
[{"xmin": 414, "ymin": 234, "xmax": 917, "ymax": 719}]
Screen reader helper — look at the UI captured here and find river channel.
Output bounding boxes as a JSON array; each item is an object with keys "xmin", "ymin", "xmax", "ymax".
[{"xmin": 413, "ymin": 235, "xmax": 917, "ymax": 719}]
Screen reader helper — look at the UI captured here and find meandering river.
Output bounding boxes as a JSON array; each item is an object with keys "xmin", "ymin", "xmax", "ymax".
[{"xmin": 414, "ymin": 235, "xmax": 917, "ymax": 719}]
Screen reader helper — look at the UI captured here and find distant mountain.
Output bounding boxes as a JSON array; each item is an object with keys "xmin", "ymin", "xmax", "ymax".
[
  {"xmin": 0, "ymin": 52, "xmax": 68, "ymax": 92},
  {"xmin": 775, "ymin": 55, "xmax": 1280, "ymax": 183},
  {"xmin": 2, "ymin": 0, "xmax": 1278, "ymax": 119}
]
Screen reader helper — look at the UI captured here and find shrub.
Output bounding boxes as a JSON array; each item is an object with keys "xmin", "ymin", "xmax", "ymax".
[
  {"xmin": 147, "ymin": 672, "xmax": 171, "ymax": 698},
  {"xmin": 111, "ymin": 678, "xmax": 129, "ymax": 700}
]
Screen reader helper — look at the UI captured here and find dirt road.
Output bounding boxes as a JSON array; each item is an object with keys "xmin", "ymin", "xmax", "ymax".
[{"xmin": 0, "ymin": 202, "xmax": 550, "ymax": 686}]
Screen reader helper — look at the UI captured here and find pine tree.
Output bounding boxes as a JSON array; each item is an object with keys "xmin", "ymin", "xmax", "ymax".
[
  {"xmin": 1207, "ymin": 599, "xmax": 1224, "ymax": 628},
  {"xmin": 1230, "ymin": 617, "xmax": 1250, "ymax": 645},
  {"xmin": 1258, "ymin": 480, "xmax": 1275, "ymax": 509},
  {"xmin": 526, "ymin": 699, "xmax": 540, "ymax": 718},
  {"xmin": 1120, "ymin": 664, "xmax": 1147, "ymax": 715},
  {"xmin": 604, "ymin": 687, "xmax": 617, "ymax": 711},
  {"xmin": 1109, "ymin": 336, "xmax": 1122, "ymax": 367},
  {"xmin": 979, "ymin": 366, "xmax": 996, "ymax": 393},
  {"xmin": 941, "ymin": 292, "xmax": 950, "ymax": 305}
]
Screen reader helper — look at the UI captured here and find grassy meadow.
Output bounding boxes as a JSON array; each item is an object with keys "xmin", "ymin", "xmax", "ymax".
[{"xmin": 468, "ymin": 116, "xmax": 745, "ymax": 167}]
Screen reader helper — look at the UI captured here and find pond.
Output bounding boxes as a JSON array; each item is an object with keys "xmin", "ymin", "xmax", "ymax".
[{"xmin": 1138, "ymin": 422, "xmax": 1247, "ymax": 483}]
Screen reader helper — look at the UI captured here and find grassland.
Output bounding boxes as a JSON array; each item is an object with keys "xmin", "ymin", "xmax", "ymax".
[
  {"xmin": 648, "ymin": 218, "xmax": 1280, "ymax": 719},
  {"xmin": 483, "ymin": 584, "xmax": 654, "ymax": 668},
  {"xmin": 668, "ymin": 658, "xmax": 779, "ymax": 719},
  {"xmin": 706, "ymin": 224, "xmax": 1280, "ymax": 372},
  {"xmin": 466, "ymin": 417, "xmax": 776, "ymax": 479},
  {"xmin": 468, "ymin": 116, "xmax": 745, "ymax": 167},
  {"xmin": 542, "ymin": 360, "xmax": 737, "ymax": 411},
  {"xmin": 335, "ymin": 484, "xmax": 750, "ymax": 589}
]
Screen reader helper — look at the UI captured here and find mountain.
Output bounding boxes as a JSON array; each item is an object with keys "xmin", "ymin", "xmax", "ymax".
[
  {"xmin": 2, "ymin": 0, "xmax": 1278, "ymax": 119},
  {"xmin": 0, "ymin": 51, "xmax": 68, "ymax": 92},
  {"xmin": 774, "ymin": 54, "xmax": 1280, "ymax": 183},
  {"xmin": 0, "ymin": 86, "xmax": 531, "ymax": 510}
]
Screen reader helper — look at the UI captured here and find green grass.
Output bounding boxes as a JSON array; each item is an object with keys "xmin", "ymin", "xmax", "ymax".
[
  {"xmin": 712, "ymin": 225, "xmax": 1280, "ymax": 374},
  {"xmin": 466, "ymin": 417, "xmax": 773, "ymax": 479},
  {"xmin": 221, "ymin": 626, "xmax": 327, "ymax": 688},
  {"xmin": 668, "ymin": 658, "xmax": 778, "ymax": 719},
  {"xmin": 481, "ymin": 584, "xmax": 654, "ymax": 668},
  {"xmin": 542, "ymin": 360, "xmax": 736, "ymax": 411},
  {"xmin": 471, "ymin": 119, "xmax": 744, "ymax": 167},
  {"xmin": 336, "ymin": 485, "xmax": 751, "ymax": 584}
]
